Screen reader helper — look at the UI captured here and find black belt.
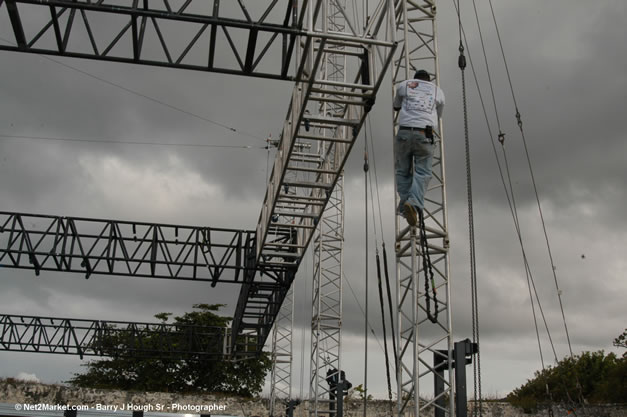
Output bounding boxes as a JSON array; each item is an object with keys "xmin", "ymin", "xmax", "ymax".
[{"xmin": 399, "ymin": 125, "xmax": 434, "ymax": 143}]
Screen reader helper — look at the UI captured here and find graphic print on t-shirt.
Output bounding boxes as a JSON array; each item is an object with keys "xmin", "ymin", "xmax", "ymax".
[{"xmin": 406, "ymin": 81, "xmax": 436, "ymax": 113}]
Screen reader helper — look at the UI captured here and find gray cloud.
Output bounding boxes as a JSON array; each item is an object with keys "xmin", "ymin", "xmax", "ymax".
[{"xmin": 1, "ymin": 0, "xmax": 626, "ymax": 400}]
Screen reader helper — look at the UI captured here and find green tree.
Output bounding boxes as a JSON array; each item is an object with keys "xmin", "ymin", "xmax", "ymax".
[
  {"xmin": 507, "ymin": 351, "xmax": 627, "ymax": 410},
  {"xmin": 614, "ymin": 328, "xmax": 627, "ymax": 354},
  {"xmin": 68, "ymin": 304, "xmax": 271, "ymax": 396}
]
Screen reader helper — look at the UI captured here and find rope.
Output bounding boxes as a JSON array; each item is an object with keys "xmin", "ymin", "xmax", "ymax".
[
  {"xmin": 486, "ymin": 0, "xmax": 574, "ymax": 359},
  {"xmin": 418, "ymin": 210, "xmax": 438, "ymax": 324},
  {"xmin": 454, "ymin": 0, "xmax": 580, "ymax": 410},
  {"xmin": 343, "ymin": 270, "xmax": 387, "ymax": 354},
  {"xmin": 376, "ymin": 250, "xmax": 394, "ymax": 409},
  {"xmin": 363, "ymin": 140, "xmax": 369, "ymax": 417},
  {"xmin": 0, "ymin": 133, "xmax": 262, "ymax": 149},
  {"xmin": 457, "ymin": 1, "xmax": 481, "ymax": 412},
  {"xmin": 368, "ymin": 117, "xmax": 386, "ymax": 241},
  {"xmin": 470, "ymin": 0, "xmax": 503, "ymax": 136},
  {"xmin": 382, "ymin": 244, "xmax": 398, "ymax": 368},
  {"xmin": 453, "ymin": 2, "xmax": 566, "ymax": 407},
  {"xmin": 365, "ymin": 117, "xmax": 395, "ymax": 412}
]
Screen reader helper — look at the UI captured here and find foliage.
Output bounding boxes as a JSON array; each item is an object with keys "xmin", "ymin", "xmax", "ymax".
[
  {"xmin": 614, "ymin": 328, "xmax": 627, "ymax": 354},
  {"xmin": 68, "ymin": 304, "xmax": 271, "ymax": 397},
  {"xmin": 507, "ymin": 350, "xmax": 627, "ymax": 410},
  {"xmin": 349, "ymin": 384, "xmax": 373, "ymax": 401}
]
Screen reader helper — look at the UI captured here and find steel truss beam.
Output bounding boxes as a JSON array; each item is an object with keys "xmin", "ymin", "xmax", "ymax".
[
  {"xmin": 235, "ymin": 0, "xmax": 397, "ymax": 356},
  {"xmin": 0, "ymin": 1, "xmax": 400, "ymax": 360},
  {"xmin": 393, "ymin": 1, "xmax": 454, "ymax": 416},
  {"xmin": 0, "ymin": 211, "xmax": 295, "ymax": 357},
  {"xmin": 0, "ymin": 313, "xmax": 227, "ymax": 359},
  {"xmin": 0, "ymin": 0, "xmax": 304, "ymax": 80},
  {"xmin": 0, "ymin": 211, "xmax": 273, "ymax": 284}
]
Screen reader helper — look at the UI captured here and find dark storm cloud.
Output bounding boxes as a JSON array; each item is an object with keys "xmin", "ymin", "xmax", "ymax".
[{"xmin": 1, "ymin": 0, "xmax": 625, "ymax": 398}]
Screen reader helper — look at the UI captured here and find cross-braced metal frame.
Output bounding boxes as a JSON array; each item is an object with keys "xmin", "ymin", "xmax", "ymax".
[
  {"xmin": 0, "ymin": 211, "xmax": 264, "ymax": 284},
  {"xmin": 393, "ymin": 1, "xmax": 454, "ymax": 416},
  {"xmin": 309, "ymin": 0, "xmax": 349, "ymax": 415},
  {"xmin": 0, "ymin": 313, "xmax": 227, "ymax": 359},
  {"xmin": 269, "ymin": 284, "xmax": 295, "ymax": 416},
  {"xmin": 310, "ymin": 176, "xmax": 344, "ymax": 417},
  {"xmin": 0, "ymin": 0, "xmax": 304, "ymax": 80},
  {"xmin": 1, "ymin": 5, "xmax": 456, "ymax": 409},
  {"xmin": 234, "ymin": 0, "xmax": 397, "ymax": 355}
]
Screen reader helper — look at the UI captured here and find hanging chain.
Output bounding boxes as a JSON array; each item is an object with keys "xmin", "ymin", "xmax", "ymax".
[{"xmin": 419, "ymin": 211, "xmax": 438, "ymax": 323}]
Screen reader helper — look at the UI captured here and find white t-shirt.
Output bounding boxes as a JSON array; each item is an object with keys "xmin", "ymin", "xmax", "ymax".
[{"xmin": 394, "ymin": 79, "xmax": 445, "ymax": 129}]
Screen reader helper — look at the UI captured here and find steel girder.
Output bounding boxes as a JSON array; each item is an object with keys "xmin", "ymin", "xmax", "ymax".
[
  {"xmin": 0, "ymin": 0, "xmax": 304, "ymax": 80},
  {"xmin": 0, "ymin": 211, "xmax": 270, "ymax": 284},
  {"xmin": 0, "ymin": 0, "xmax": 399, "ymax": 360},
  {"xmin": 235, "ymin": 0, "xmax": 397, "ymax": 357},
  {"xmin": 0, "ymin": 313, "xmax": 227, "ymax": 359},
  {"xmin": 0, "ymin": 211, "xmax": 295, "ymax": 357},
  {"xmin": 392, "ymin": 1, "xmax": 454, "ymax": 416}
]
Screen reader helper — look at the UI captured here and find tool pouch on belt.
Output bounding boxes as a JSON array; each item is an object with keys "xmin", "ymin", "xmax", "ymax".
[{"xmin": 425, "ymin": 125, "xmax": 434, "ymax": 144}]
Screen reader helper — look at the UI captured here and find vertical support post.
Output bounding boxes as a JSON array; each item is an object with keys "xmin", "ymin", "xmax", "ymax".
[
  {"xmin": 337, "ymin": 380, "xmax": 344, "ymax": 417},
  {"xmin": 434, "ymin": 351, "xmax": 446, "ymax": 417},
  {"xmin": 453, "ymin": 340, "xmax": 475, "ymax": 417},
  {"xmin": 329, "ymin": 387, "xmax": 336, "ymax": 417}
]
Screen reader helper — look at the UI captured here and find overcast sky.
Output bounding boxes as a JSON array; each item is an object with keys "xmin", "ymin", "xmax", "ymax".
[{"xmin": 1, "ymin": 0, "xmax": 626, "ymax": 401}]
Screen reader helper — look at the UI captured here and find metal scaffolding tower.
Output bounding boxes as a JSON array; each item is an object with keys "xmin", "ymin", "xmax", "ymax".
[
  {"xmin": 1, "ymin": 4, "xmax": 458, "ymax": 411},
  {"xmin": 310, "ymin": 177, "xmax": 344, "ymax": 417},
  {"xmin": 0, "ymin": 0, "xmax": 398, "ymax": 359},
  {"xmin": 309, "ymin": 1, "xmax": 349, "ymax": 415},
  {"xmin": 393, "ymin": 1, "xmax": 454, "ymax": 416},
  {"xmin": 235, "ymin": 0, "xmax": 397, "ymax": 355},
  {"xmin": 269, "ymin": 285, "xmax": 295, "ymax": 416}
]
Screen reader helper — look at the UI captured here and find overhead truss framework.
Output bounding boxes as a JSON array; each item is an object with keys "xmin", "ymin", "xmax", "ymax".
[
  {"xmin": 0, "ymin": 313, "xmax": 227, "ymax": 359},
  {"xmin": 0, "ymin": 0, "xmax": 400, "ymax": 361},
  {"xmin": 393, "ymin": 1, "xmax": 454, "ymax": 416},
  {"xmin": 0, "ymin": 0, "xmax": 305, "ymax": 80},
  {"xmin": 0, "ymin": 211, "xmax": 271, "ymax": 284},
  {"xmin": 237, "ymin": 0, "xmax": 397, "ymax": 356}
]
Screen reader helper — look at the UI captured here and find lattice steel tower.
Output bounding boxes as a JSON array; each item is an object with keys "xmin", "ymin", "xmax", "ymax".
[
  {"xmin": 309, "ymin": 1, "xmax": 348, "ymax": 416},
  {"xmin": 270, "ymin": 285, "xmax": 295, "ymax": 416},
  {"xmin": 393, "ymin": 1, "xmax": 454, "ymax": 416}
]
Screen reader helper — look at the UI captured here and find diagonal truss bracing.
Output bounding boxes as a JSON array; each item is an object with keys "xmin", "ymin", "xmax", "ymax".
[
  {"xmin": 269, "ymin": 285, "xmax": 295, "ymax": 416},
  {"xmin": 0, "ymin": 1, "xmax": 401, "ymax": 361},
  {"xmin": 310, "ymin": 177, "xmax": 344, "ymax": 417},
  {"xmin": 393, "ymin": 1, "xmax": 454, "ymax": 416},
  {"xmin": 0, "ymin": 0, "xmax": 305, "ymax": 80},
  {"xmin": 0, "ymin": 313, "xmax": 227, "ymax": 359},
  {"xmin": 0, "ymin": 211, "xmax": 266, "ymax": 284},
  {"xmin": 233, "ymin": 0, "xmax": 398, "ymax": 356},
  {"xmin": 309, "ymin": 1, "xmax": 348, "ymax": 415}
]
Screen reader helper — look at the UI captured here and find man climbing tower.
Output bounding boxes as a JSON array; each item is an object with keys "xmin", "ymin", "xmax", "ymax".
[{"xmin": 393, "ymin": 69, "xmax": 445, "ymax": 226}]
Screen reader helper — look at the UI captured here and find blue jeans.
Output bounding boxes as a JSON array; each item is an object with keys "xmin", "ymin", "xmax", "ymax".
[{"xmin": 395, "ymin": 129, "xmax": 435, "ymax": 212}]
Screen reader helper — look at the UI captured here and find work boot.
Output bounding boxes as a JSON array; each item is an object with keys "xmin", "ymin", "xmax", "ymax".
[{"xmin": 403, "ymin": 201, "xmax": 418, "ymax": 227}]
